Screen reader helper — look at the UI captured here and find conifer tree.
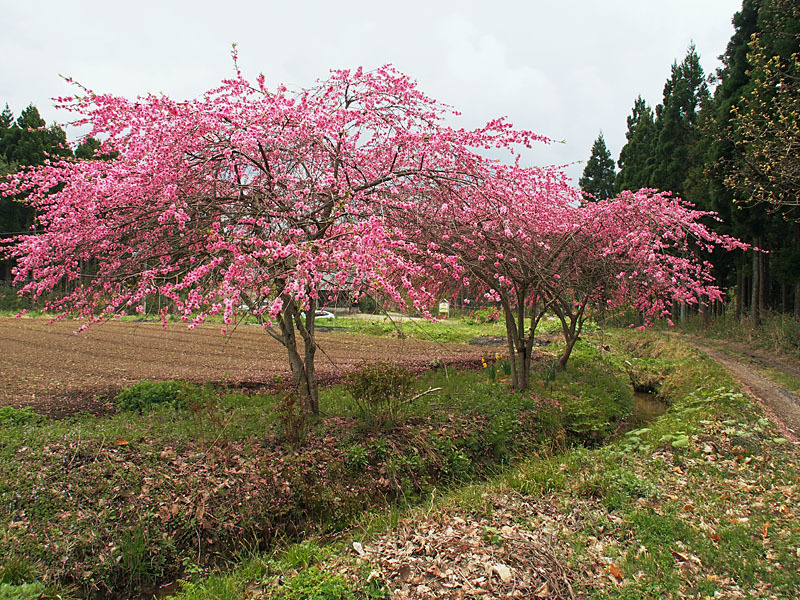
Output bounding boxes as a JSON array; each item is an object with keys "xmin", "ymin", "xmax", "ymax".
[
  {"xmin": 616, "ymin": 96, "xmax": 656, "ymax": 191},
  {"xmin": 579, "ymin": 132, "xmax": 616, "ymax": 201},
  {"xmin": 650, "ymin": 45, "xmax": 710, "ymax": 197}
]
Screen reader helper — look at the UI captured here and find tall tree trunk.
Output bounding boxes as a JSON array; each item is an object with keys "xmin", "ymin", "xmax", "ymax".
[
  {"xmin": 278, "ymin": 299, "xmax": 320, "ymax": 414},
  {"xmin": 795, "ymin": 281, "xmax": 800, "ymax": 319},
  {"xmin": 736, "ymin": 265, "xmax": 744, "ymax": 320},
  {"xmin": 759, "ymin": 245, "xmax": 767, "ymax": 315},
  {"xmin": 751, "ymin": 244, "xmax": 761, "ymax": 327},
  {"xmin": 781, "ymin": 282, "xmax": 787, "ymax": 314}
]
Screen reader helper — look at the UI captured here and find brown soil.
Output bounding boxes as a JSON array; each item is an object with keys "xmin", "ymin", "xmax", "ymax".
[
  {"xmin": 0, "ymin": 317, "xmax": 488, "ymax": 418},
  {"xmin": 676, "ymin": 335, "xmax": 800, "ymax": 443}
]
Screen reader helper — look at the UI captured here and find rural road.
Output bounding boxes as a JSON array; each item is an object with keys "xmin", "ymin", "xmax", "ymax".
[{"xmin": 676, "ymin": 334, "xmax": 800, "ymax": 444}]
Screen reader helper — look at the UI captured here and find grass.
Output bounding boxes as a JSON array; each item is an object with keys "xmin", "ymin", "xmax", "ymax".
[
  {"xmin": 0, "ymin": 336, "xmax": 633, "ymax": 599},
  {"xmin": 163, "ymin": 330, "xmax": 799, "ymax": 599},
  {"xmin": 678, "ymin": 311, "xmax": 800, "ymax": 359},
  {"xmin": 4, "ymin": 325, "xmax": 796, "ymax": 599}
]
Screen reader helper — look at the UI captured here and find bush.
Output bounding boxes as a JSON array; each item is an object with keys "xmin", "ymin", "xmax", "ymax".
[
  {"xmin": 343, "ymin": 363, "xmax": 416, "ymax": 428},
  {"xmin": 113, "ymin": 380, "xmax": 212, "ymax": 413}
]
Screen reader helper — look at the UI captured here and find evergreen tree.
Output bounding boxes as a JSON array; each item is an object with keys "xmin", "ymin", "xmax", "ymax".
[
  {"xmin": 650, "ymin": 45, "xmax": 710, "ymax": 197},
  {"xmin": 75, "ymin": 136, "xmax": 101, "ymax": 160},
  {"xmin": 579, "ymin": 132, "xmax": 616, "ymax": 201},
  {"xmin": 616, "ymin": 96, "xmax": 656, "ymax": 191},
  {"xmin": 0, "ymin": 105, "xmax": 72, "ymax": 167},
  {"xmin": 0, "ymin": 105, "xmax": 73, "ymax": 280}
]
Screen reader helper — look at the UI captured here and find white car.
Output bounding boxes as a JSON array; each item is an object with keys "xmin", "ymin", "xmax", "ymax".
[{"xmin": 313, "ymin": 310, "xmax": 336, "ymax": 320}]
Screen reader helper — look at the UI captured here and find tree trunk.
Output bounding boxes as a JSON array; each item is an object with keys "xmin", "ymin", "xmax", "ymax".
[
  {"xmin": 558, "ymin": 337, "xmax": 577, "ymax": 371},
  {"xmin": 751, "ymin": 245, "xmax": 761, "ymax": 327},
  {"xmin": 759, "ymin": 245, "xmax": 767, "ymax": 315},
  {"xmin": 795, "ymin": 281, "xmax": 800, "ymax": 319},
  {"xmin": 781, "ymin": 282, "xmax": 787, "ymax": 314},
  {"xmin": 278, "ymin": 299, "xmax": 320, "ymax": 414},
  {"xmin": 736, "ymin": 266, "xmax": 744, "ymax": 320}
]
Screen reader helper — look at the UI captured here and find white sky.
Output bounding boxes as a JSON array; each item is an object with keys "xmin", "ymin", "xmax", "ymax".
[{"xmin": 1, "ymin": 0, "xmax": 742, "ymax": 183}]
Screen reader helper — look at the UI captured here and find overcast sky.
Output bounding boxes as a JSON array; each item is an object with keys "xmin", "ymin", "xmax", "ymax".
[{"xmin": 2, "ymin": 0, "xmax": 742, "ymax": 183}]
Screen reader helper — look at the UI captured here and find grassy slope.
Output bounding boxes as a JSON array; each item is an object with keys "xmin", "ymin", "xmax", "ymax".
[
  {"xmin": 161, "ymin": 331, "xmax": 800, "ymax": 600},
  {"xmin": 2, "ymin": 329, "xmax": 797, "ymax": 599}
]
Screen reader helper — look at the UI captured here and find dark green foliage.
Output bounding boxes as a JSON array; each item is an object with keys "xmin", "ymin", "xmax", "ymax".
[
  {"xmin": 0, "ymin": 104, "xmax": 73, "ymax": 281},
  {"xmin": 74, "ymin": 136, "xmax": 101, "ymax": 160},
  {"xmin": 650, "ymin": 45, "xmax": 710, "ymax": 197},
  {"xmin": 616, "ymin": 96, "xmax": 656, "ymax": 192},
  {"xmin": 113, "ymin": 380, "xmax": 212, "ymax": 413},
  {"xmin": 579, "ymin": 132, "xmax": 616, "ymax": 200},
  {"xmin": 0, "ymin": 105, "xmax": 72, "ymax": 167}
]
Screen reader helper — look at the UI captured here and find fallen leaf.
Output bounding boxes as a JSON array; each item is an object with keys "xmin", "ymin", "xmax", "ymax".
[
  {"xmin": 607, "ymin": 563, "xmax": 624, "ymax": 581},
  {"xmin": 534, "ymin": 581, "xmax": 551, "ymax": 597},
  {"xmin": 493, "ymin": 563, "xmax": 512, "ymax": 583}
]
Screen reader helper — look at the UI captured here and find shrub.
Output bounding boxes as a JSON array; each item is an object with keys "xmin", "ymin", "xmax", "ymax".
[
  {"xmin": 113, "ymin": 380, "xmax": 212, "ymax": 413},
  {"xmin": 343, "ymin": 363, "xmax": 416, "ymax": 428}
]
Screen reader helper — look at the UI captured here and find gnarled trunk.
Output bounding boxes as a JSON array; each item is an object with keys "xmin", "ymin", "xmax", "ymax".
[{"xmin": 277, "ymin": 297, "xmax": 320, "ymax": 414}]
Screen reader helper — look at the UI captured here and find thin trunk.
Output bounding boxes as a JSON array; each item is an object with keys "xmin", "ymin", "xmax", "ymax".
[
  {"xmin": 502, "ymin": 302, "xmax": 523, "ymax": 390},
  {"xmin": 795, "ymin": 281, "xmax": 800, "ymax": 319},
  {"xmin": 781, "ymin": 282, "xmax": 787, "ymax": 314},
  {"xmin": 735, "ymin": 266, "xmax": 744, "ymax": 320},
  {"xmin": 759, "ymin": 245, "xmax": 767, "ymax": 314},
  {"xmin": 278, "ymin": 299, "xmax": 320, "ymax": 414},
  {"xmin": 702, "ymin": 295, "xmax": 711, "ymax": 329},
  {"xmin": 751, "ymin": 245, "xmax": 761, "ymax": 327}
]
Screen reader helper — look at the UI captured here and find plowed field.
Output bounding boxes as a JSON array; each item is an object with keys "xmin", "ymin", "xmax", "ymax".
[{"xmin": 0, "ymin": 317, "xmax": 488, "ymax": 417}]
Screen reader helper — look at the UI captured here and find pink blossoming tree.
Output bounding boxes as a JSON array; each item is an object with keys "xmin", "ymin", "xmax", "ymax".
[
  {"xmin": 1, "ymin": 63, "xmax": 543, "ymax": 413},
  {"xmin": 400, "ymin": 178, "xmax": 748, "ymax": 387}
]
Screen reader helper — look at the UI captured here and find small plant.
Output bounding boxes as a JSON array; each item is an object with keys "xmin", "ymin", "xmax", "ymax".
[
  {"xmin": 281, "ymin": 541, "xmax": 330, "ymax": 570},
  {"xmin": 481, "ymin": 526, "xmax": 504, "ymax": 547},
  {"xmin": 344, "ymin": 444, "xmax": 369, "ymax": 471},
  {"xmin": 0, "ymin": 406, "xmax": 44, "ymax": 427},
  {"xmin": 113, "ymin": 380, "xmax": 212, "ymax": 413},
  {"xmin": 0, "ymin": 554, "xmax": 38, "ymax": 584},
  {"xmin": 343, "ymin": 362, "xmax": 416, "ymax": 428},
  {"xmin": 369, "ymin": 438, "xmax": 390, "ymax": 460},
  {"xmin": 281, "ymin": 566, "xmax": 354, "ymax": 600},
  {"xmin": 276, "ymin": 391, "xmax": 310, "ymax": 448},
  {"xmin": 473, "ymin": 306, "xmax": 501, "ymax": 324}
]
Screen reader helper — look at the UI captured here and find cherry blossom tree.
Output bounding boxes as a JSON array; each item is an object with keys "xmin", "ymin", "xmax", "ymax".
[
  {"xmin": 0, "ymin": 62, "xmax": 542, "ymax": 413},
  {"xmin": 394, "ymin": 164, "xmax": 582, "ymax": 390},
  {"xmin": 545, "ymin": 189, "xmax": 749, "ymax": 369},
  {"xmin": 400, "ymin": 179, "xmax": 748, "ymax": 386}
]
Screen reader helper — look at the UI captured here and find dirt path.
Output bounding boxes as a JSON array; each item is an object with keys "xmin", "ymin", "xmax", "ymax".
[{"xmin": 676, "ymin": 335, "xmax": 800, "ymax": 443}]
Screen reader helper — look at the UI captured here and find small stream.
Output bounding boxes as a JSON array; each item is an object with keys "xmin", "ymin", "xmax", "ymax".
[{"xmin": 625, "ymin": 391, "xmax": 668, "ymax": 431}]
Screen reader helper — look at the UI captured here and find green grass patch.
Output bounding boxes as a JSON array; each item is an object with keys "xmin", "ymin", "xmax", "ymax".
[
  {"xmin": 2, "ymin": 352, "xmax": 613, "ymax": 598},
  {"xmin": 200, "ymin": 330, "xmax": 799, "ymax": 600}
]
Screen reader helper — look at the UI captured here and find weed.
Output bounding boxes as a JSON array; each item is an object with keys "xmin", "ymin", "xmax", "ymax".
[
  {"xmin": 344, "ymin": 444, "xmax": 369, "ymax": 472},
  {"xmin": 281, "ymin": 567, "xmax": 355, "ymax": 600},
  {"xmin": 276, "ymin": 391, "xmax": 310, "ymax": 447},
  {"xmin": 0, "ymin": 406, "xmax": 44, "ymax": 427},
  {"xmin": 281, "ymin": 541, "xmax": 331, "ymax": 570},
  {"xmin": 113, "ymin": 380, "xmax": 213, "ymax": 413},
  {"xmin": 343, "ymin": 362, "xmax": 416, "ymax": 428}
]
